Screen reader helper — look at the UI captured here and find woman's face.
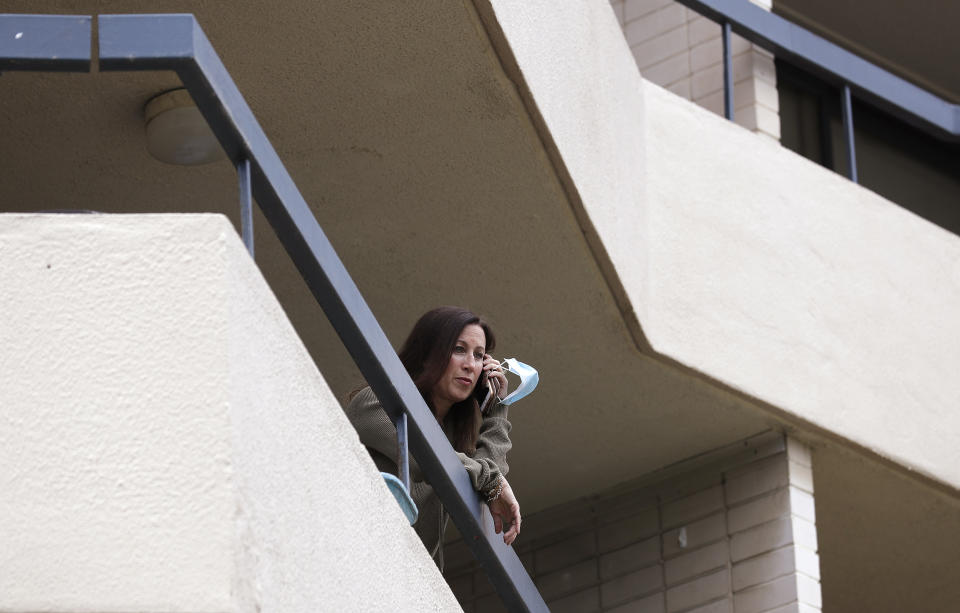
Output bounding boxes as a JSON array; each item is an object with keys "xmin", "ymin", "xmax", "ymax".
[{"xmin": 431, "ymin": 323, "xmax": 486, "ymax": 412}]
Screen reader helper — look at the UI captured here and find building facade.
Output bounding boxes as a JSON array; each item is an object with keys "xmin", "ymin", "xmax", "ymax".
[{"xmin": 2, "ymin": 1, "xmax": 958, "ymax": 612}]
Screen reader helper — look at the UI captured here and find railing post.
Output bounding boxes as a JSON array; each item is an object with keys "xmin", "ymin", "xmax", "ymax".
[
  {"xmin": 722, "ymin": 21, "xmax": 734, "ymax": 121},
  {"xmin": 396, "ymin": 413, "xmax": 411, "ymax": 492},
  {"xmin": 841, "ymin": 84, "xmax": 858, "ymax": 183},
  {"xmin": 237, "ymin": 158, "xmax": 254, "ymax": 256}
]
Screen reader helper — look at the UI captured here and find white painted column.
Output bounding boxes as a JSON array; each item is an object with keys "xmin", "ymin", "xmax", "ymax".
[{"xmin": 727, "ymin": 437, "xmax": 822, "ymax": 613}]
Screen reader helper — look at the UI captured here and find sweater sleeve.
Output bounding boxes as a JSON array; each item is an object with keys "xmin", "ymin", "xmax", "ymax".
[
  {"xmin": 343, "ymin": 387, "xmax": 425, "ymax": 482},
  {"xmin": 457, "ymin": 402, "xmax": 512, "ymax": 497},
  {"xmin": 344, "ymin": 387, "xmax": 512, "ymax": 496}
]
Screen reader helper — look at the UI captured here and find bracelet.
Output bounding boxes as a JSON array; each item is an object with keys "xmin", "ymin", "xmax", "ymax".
[{"xmin": 486, "ymin": 477, "xmax": 505, "ymax": 503}]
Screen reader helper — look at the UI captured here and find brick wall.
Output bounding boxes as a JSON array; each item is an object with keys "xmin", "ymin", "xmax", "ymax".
[
  {"xmin": 609, "ymin": 0, "xmax": 780, "ymax": 140},
  {"xmin": 445, "ymin": 433, "xmax": 820, "ymax": 613}
]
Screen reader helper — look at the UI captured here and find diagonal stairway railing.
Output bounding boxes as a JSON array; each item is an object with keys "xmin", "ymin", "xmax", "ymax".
[{"xmin": 0, "ymin": 12, "xmax": 548, "ymax": 612}]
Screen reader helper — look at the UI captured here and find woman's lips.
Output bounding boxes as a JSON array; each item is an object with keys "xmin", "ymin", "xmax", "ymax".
[{"xmin": 456, "ymin": 377, "xmax": 473, "ymax": 386}]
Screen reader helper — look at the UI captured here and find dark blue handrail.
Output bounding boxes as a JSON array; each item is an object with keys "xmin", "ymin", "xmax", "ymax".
[{"xmin": 0, "ymin": 14, "xmax": 90, "ymax": 70}]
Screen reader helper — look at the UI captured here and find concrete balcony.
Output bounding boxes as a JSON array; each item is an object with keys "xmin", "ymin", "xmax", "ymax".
[{"xmin": 0, "ymin": 214, "xmax": 459, "ymax": 612}]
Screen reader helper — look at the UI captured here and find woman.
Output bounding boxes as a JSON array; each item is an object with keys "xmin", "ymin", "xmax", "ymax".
[{"xmin": 344, "ymin": 306, "xmax": 521, "ymax": 564}]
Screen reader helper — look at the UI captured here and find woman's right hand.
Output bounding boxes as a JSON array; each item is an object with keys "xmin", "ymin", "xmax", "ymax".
[
  {"xmin": 482, "ymin": 354, "xmax": 509, "ymax": 400},
  {"xmin": 489, "ymin": 478, "xmax": 521, "ymax": 546}
]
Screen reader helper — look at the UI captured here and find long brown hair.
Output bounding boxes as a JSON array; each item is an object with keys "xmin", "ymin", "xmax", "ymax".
[{"xmin": 398, "ymin": 306, "xmax": 496, "ymax": 454}]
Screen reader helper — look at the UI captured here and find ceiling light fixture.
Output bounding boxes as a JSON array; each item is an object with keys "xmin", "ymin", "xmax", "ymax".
[{"xmin": 144, "ymin": 88, "xmax": 226, "ymax": 165}]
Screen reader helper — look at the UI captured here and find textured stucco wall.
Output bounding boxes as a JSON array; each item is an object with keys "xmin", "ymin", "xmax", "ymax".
[
  {"xmin": 641, "ymin": 85, "xmax": 960, "ymax": 492},
  {"xmin": 485, "ymin": 0, "xmax": 960, "ymax": 492},
  {"xmin": 0, "ymin": 214, "xmax": 460, "ymax": 612}
]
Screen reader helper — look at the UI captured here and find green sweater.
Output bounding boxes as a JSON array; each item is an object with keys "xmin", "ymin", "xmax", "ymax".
[{"xmin": 344, "ymin": 387, "xmax": 512, "ymax": 559}]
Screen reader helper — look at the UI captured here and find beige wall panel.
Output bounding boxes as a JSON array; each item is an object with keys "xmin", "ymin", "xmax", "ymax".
[
  {"xmin": 0, "ymin": 214, "xmax": 460, "ymax": 613},
  {"xmin": 641, "ymin": 84, "xmax": 960, "ymax": 491}
]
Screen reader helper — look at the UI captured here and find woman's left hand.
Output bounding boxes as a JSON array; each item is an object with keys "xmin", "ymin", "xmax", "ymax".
[
  {"xmin": 489, "ymin": 478, "xmax": 521, "ymax": 546},
  {"xmin": 482, "ymin": 354, "xmax": 509, "ymax": 400}
]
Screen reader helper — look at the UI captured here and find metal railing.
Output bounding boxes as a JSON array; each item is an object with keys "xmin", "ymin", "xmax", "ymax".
[
  {"xmin": 676, "ymin": 0, "xmax": 960, "ymax": 183},
  {"xmin": 0, "ymin": 13, "xmax": 547, "ymax": 612}
]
